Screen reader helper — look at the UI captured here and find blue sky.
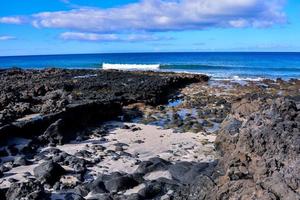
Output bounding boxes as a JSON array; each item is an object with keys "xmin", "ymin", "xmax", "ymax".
[{"xmin": 0, "ymin": 0, "xmax": 300, "ymax": 56}]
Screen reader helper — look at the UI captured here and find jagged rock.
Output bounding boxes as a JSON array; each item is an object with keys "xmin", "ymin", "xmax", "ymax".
[
  {"xmin": 138, "ymin": 181, "xmax": 163, "ymax": 199},
  {"xmin": 33, "ymin": 161, "xmax": 66, "ymax": 185},
  {"xmin": 74, "ymin": 185, "xmax": 89, "ymax": 197},
  {"xmin": 6, "ymin": 180, "xmax": 48, "ymax": 200},
  {"xmin": 211, "ymin": 98, "xmax": 299, "ymax": 199},
  {"xmin": 173, "ymin": 175, "xmax": 216, "ymax": 200},
  {"xmin": 13, "ymin": 156, "xmax": 30, "ymax": 167},
  {"xmin": 38, "ymin": 119, "xmax": 65, "ymax": 145},
  {"xmin": 64, "ymin": 193, "xmax": 85, "ymax": 200},
  {"xmin": 104, "ymin": 175, "xmax": 139, "ymax": 193},
  {"xmin": 135, "ymin": 157, "xmax": 171, "ymax": 174}
]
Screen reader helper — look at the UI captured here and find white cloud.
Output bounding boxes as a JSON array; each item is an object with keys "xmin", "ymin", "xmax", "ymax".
[
  {"xmin": 0, "ymin": 35, "xmax": 16, "ymax": 41},
  {"xmin": 60, "ymin": 32, "xmax": 170, "ymax": 42},
  {"xmin": 60, "ymin": 32, "xmax": 119, "ymax": 41},
  {"xmin": 0, "ymin": 0, "xmax": 286, "ymax": 35},
  {"xmin": 0, "ymin": 17, "xmax": 24, "ymax": 24},
  {"xmin": 29, "ymin": 0, "xmax": 286, "ymax": 32}
]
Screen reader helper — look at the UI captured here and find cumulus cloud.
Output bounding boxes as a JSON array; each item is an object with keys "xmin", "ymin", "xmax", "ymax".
[
  {"xmin": 60, "ymin": 32, "xmax": 171, "ymax": 42},
  {"xmin": 28, "ymin": 0, "xmax": 286, "ymax": 32},
  {"xmin": 0, "ymin": 35, "xmax": 16, "ymax": 41},
  {"xmin": 0, "ymin": 0, "xmax": 286, "ymax": 34},
  {"xmin": 60, "ymin": 32, "xmax": 119, "ymax": 41},
  {"xmin": 0, "ymin": 17, "xmax": 24, "ymax": 24}
]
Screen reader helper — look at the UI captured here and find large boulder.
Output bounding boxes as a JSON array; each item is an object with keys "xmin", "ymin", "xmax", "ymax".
[
  {"xmin": 135, "ymin": 157, "xmax": 171, "ymax": 174},
  {"xmin": 6, "ymin": 180, "xmax": 48, "ymax": 200},
  {"xmin": 88, "ymin": 172, "xmax": 139, "ymax": 194},
  {"xmin": 33, "ymin": 161, "xmax": 66, "ymax": 185},
  {"xmin": 175, "ymin": 97, "xmax": 300, "ymax": 199},
  {"xmin": 104, "ymin": 175, "xmax": 139, "ymax": 193},
  {"xmin": 213, "ymin": 98, "xmax": 300, "ymax": 199},
  {"xmin": 38, "ymin": 119, "xmax": 65, "ymax": 145}
]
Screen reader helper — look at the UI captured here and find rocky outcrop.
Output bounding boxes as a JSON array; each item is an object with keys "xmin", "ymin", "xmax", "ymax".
[
  {"xmin": 5, "ymin": 180, "xmax": 49, "ymax": 200},
  {"xmin": 33, "ymin": 161, "xmax": 66, "ymax": 185},
  {"xmin": 213, "ymin": 97, "xmax": 300, "ymax": 199},
  {"xmin": 176, "ymin": 97, "xmax": 300, "ymax": 199},
  {"xmin": 0, "ymin": 69, "xmax": 208, "ymax": 143}
]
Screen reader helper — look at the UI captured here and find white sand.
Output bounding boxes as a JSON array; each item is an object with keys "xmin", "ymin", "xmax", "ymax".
[
  {"xmin": 55, "ymin": 122, "xmax": 216, "ymax": 178},
  {"xmin": 0, "ymin": 163, "xmax": 39, "ymax": 189},
  {"xmin": 0, "ymin": 122, "xmax": 216, "ymax": 189}
]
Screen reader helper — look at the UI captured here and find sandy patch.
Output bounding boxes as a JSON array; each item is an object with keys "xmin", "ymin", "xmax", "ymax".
[{"xmin": 54, "ymin": 122, "xmax": 216, "ymax": 177}]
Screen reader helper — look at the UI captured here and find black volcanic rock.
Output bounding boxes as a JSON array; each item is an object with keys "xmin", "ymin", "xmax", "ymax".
[
  {"xmin": 6, "ymin": 180, "xmax": 48, "ymax": 200},
  {"xmin": 38, "ymin": 119, "xmax": 65, "ymax": 145},
  {"xmin": 175, "ymin": 97, "xmax": 300, "ymax": 199},
  {"xmin": 33, "ymin": 161, "xmax": 66, "ymax": 185},
  {"xmin": 105, "ymin": 175, "xmax": 139, "ymax": 193},
  {"xmin": 0, "ymin": 69, "xmax": 208, "ymax": 142}
]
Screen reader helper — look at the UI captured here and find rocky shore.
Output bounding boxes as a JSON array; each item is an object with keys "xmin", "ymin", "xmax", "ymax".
[{"xmin": 0, "ymin": 68, "xmax": 299, "ymax": 200}]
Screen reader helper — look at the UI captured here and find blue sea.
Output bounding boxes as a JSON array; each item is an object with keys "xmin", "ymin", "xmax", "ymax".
[{"xmin": 0, "ymin": 52, "xmax": 300, "ymax": 80}]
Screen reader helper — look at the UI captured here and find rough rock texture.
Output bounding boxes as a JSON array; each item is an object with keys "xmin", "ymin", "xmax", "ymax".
[
  {"xmin": 176, "ymin": 97, "xmax": 300, "ymax": 199},
  {"xmin": 5, "ymin": 180, "xmax": 48, "ymax": 200},
  {"xmin": 0, "ymin": 69, "xmax": 208, "ymax": 142},
  {"xmin": 33, "ymin": 161, "xmax": 66, "ymax": 185}
]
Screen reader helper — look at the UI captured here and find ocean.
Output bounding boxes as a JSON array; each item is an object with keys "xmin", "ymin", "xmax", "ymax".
[{"xmin": 0, "ymin": 52, "xmax": 300, "ymax": 80}]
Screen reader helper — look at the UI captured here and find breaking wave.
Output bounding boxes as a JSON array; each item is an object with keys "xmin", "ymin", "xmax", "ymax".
[{"xmin": 102, "ymin": 63, "xmax": 160, "ymax": 70}]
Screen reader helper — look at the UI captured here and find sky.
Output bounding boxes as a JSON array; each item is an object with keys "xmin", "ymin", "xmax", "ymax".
[{"xmin": 0, "ymin": 0, "xmax": 300, "ymax": 56}]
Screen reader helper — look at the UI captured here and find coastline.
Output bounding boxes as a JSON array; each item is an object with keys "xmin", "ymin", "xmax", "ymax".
[{"xmin": 0, "ymin": 68, "xmax": 299, "ymax": 199}]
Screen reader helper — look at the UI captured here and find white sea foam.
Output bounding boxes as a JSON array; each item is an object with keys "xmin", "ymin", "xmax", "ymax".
[
  {"xmin": 212, "ymin": 75, "xmax": 265, "ymax": 82},
  {"xmin": 102, "ymin": 63, "xmax": 160, "ymax": 70}
]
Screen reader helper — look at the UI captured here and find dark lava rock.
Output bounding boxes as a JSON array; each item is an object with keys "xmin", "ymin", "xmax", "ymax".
[
  {"xmin": 135, "ymin": 157, "xmax": 171, "ymax": 174},
  {"xmin": 13, "ymin": 156, "xmax": 31, "ymax": 167},
  {"xmin": 87, "ymin": 177, "xmax": 109, "ymax": 194},
  {"xmin": 169, "ymin": 162, "xmax": 214, "ymax": 184},
  {"xmin": 6, "ymin": 180, "xmax": 49, "ymax": 200},
  {"xmin": 104, "ymin": 175, "xmax": 139, "ymax": 193},
  {"xmin": 33, "ymin": 161, "xmax": 66, "ymax": 185},
  {"xmin": 219, "ymin": 117, "xmax": 242, "ymax": 136},
  {"xmin": 52, "ymin": 152, "xmax": 87, "ymax": 173},
  {"xmin": 173, "ymin": 175, "xmax": 216, "ymax": 200},
  {"xmin": 0, "ymin": 165, "xmax": 10, "ymax": 173},
  {"xmin": 138, "ymin": 181, "xmax": 163, "ymax": 199},
  {"xmin": 74, "ymin": 185, "xmax": 89, "ymax": 197},
  {"xmin": 121, "ymin": 125, "xmax": 131, "ymax": 129},
  {"xmin": 74, "ymin": 150, "xmax": 92, "ymax": 158},
  {"xmin": 38, "ymin": 119, "xmax": 65, "ymax": 145},
  {"xmin": 132, "ymin": 127, "xmax": 142, "ymax": 132},
  {"xmin": 178, "ymin": 97, "xmax": 300, "ymax": 199},
  {"xmin": 0, "ymin": 149, "xmax": 8, "ymax": 157},
  {"xmin": 7, "ymin": 145, "xmax": 19, "ymax": 156},
  {"xmin": 8, "ymin": 178, "xmax": 18, "ymax": 183},
  {"xmin": 86, "ymin": 193, "xmax": 112, "ymax": 200},
  {"xmin": 88, "ymin": 172, "xmax": 139, "ymax": 194},
  {"xmin": 0, "ymin": 188, "xmax": 7, "ymax": 200},
  {"xmin": 65, "ymin": 193, "xmax": 85, "ymax": 200},
  {"xmin": 214, "ymin": 98, "xmax": 300, "ymax": 199},
  {"xmin": 125, "ymin": 193, "xmax": 143, "ymax": 200},
  {"xmin": 0, "ymin": 69, "xmax": 208, "ymax": 142}
]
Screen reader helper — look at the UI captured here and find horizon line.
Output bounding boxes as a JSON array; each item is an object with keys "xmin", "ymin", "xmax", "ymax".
[{"xmin": 1, "ymin": 51, "xmax": 300, "ymax": 58}]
